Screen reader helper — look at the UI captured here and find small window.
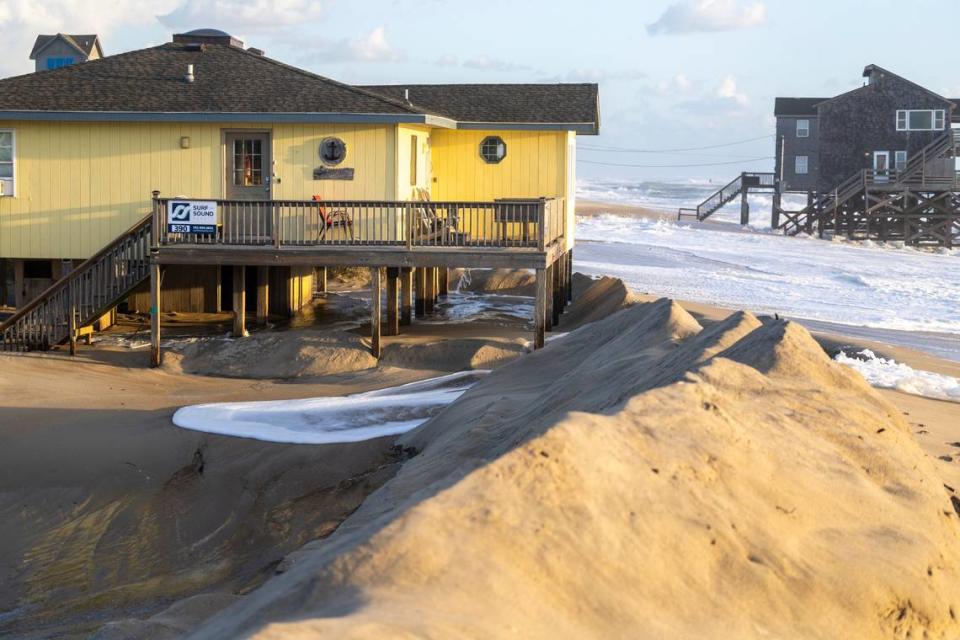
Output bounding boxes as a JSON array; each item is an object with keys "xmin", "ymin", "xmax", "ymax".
[
  {"xmin": 796, "ymin": 119, "xmax": 810, "ymax": 138},
  {"xmin": 795, "ymin": 155, "xmax": 809, "ymax": 175},
  {"xmin": 319, "ymin": 137, "xmax": 347, "ymax": 166},
  {"xmin": 894, "ymin": 150, "xmax": 907, "ymax": 171},
  {"xmin": 233, "ymin": 138, "xmax": 263, "ymax": 186},
  {"xmin": 409, "ymin": 135, "xmax": 418, "ymax": 186},
  {"xmin": 480, "ymin": 136, "xmax": 506, "ymax": 164},
  {"xmin": 0, "ymin": 130, "xmax": 14, "ymax": 197},
  {"xmin": 46, "ymin": 57, "xmax": 75, "ymax": 70},
  {"xmin": 896, "ymin": 109, "xmax": 946, "ymax": 131}
]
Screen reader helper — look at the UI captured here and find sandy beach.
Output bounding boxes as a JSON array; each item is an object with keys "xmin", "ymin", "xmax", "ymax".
[{"xmin": 1, "ymin": 262, "xmax": 958, "ymax": 637}]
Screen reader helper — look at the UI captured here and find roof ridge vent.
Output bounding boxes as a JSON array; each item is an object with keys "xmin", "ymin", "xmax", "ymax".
[{"xmin": 172, "ymin": 28, "xmax": 244, "ymax": 48}]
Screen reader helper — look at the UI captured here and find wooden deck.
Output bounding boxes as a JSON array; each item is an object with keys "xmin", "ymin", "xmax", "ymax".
[{"xmin": 148, "ymin": 194, "xmax": 574, "ymax": 365}]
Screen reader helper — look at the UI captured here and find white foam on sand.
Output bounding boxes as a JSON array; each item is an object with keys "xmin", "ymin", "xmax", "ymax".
[
  {"xmin": 835, "ymin": 349, "xmax": 960, "ymax": 403},
  {"xmin": 172, "ymin": 371, "xmax": 490, "ymax": 444}
]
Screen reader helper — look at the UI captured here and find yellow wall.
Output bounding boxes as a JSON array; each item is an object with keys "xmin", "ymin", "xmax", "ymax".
[
  {"xmin": 431, "ymin": 129, "xmax": 574, "ymax": 249},
  {"xmin": 0, "ymin": 121, "xmax": 576, "ymax": 259},
  {"xmin": 0, "ymin": 121, "xmax": 396, "ymax": 259}
]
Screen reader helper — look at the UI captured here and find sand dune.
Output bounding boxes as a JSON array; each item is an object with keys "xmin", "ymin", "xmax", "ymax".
[{"xmin": 181, "ymin": 299, "xmax": 960, "ymax": 639}]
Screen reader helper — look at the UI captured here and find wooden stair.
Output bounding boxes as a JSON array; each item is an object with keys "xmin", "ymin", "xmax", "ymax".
[
  {"xmin": 0, "ymin": 215, "xmax": 152, "ymax": 352},
  {"xmin": 678, "ymin": 172, "xmax": 775, "ymax": 222}
]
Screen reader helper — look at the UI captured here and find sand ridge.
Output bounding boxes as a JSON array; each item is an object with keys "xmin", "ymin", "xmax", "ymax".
[{"xmin": 183, "ymin": 297, "xmax": 960, "ymax": 639}]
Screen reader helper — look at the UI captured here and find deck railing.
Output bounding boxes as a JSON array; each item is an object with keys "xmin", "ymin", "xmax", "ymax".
[{"xmin": 153, "ymin": 196, "xmax": 566, "ymax": 251}]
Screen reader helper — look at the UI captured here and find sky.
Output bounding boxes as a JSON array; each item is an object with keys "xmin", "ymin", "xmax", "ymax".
[{"xmin": 2, "ymin": 0, "xmax": 959, "ymax": 183}]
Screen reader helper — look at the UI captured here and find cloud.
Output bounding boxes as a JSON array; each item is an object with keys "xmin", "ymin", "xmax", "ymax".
[
  {"xmin": 158, "ymin": 0, "xmax": 327, "ymax": 32},
  {"xmin": 647, "ymin": 0, "xmax": 766, "ymax": 35},
  {"xmin": 291, "ymin": 26, "xmax": 402, "ymax": 64},
  {"xmin": 462, "ymin": 55, "xmax": 530, "ymax": 72},
  {"xmin": 561, "ymin": 68, "xmax": 647, "ymax": 83},
  {"xmin": 715, "ymin": 74, "xmax": 748, "ymax": 105},
  {"xmin": 674, "ymin": 74, "xmax": 751, "ymax": 115},
  {"xmin": 0, "ymin": 0, "xmax": 177, "ymax": 77},
  {"xmin": 434, "ymin": 53, "xmax": 458, "ymax": 67}
]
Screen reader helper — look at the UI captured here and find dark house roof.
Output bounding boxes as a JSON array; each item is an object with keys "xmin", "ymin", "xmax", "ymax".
[
  {"xmin": 774, "ymin": 97, "xmax": 825, "ymax": 117},
  {"xmin": 362, "ymin": 84, "xmax": 600, "ymax": 132},
  {"xmin": 2, "ymin": 43, "xmax": 420, "ymax": 117},
  {"xmin": 0, "ymin": 36, "xmax": 599, "ymax": 133},
  {"xmin": 30, "ymin": 34, "xmax": 102, "ymax": 60}
]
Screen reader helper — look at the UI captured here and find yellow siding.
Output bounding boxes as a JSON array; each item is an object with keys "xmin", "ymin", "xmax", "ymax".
[
  {"xmin": 431, "ymin": 129, "xmax": 573, "ymax": 249},
  {"xmin": 0, "ymin": 120, "xmax": 576, "ymax": 259},
  {"xmin": 0, "ymin": 121, "xmax": 396, "ymax": 259}
]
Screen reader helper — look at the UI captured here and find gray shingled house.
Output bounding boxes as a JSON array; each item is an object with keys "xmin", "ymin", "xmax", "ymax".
[{"xmin": 29, "ymin": 33, "xmax": 102, "ymax": 71}]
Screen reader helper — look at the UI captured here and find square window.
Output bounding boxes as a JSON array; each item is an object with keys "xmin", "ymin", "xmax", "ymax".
[
  {"xmin": 895, "ymin": 150, "xmax": 907, "ymax": 171},
  {"xmin": 909, "ymin": 111, "xmax": 933, "ymax": 130},
  {"xmin": 795, "ymin": 155, "xmax": 809, "ymax": 174}
]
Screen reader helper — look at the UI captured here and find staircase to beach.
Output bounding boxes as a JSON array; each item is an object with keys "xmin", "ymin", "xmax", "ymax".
[
  {"xmin": 0, "ymin": 215, "xmax": 152, "ymax": 352},
  {"xmin": 779, "ymin": 129, "xmax": 960, "ymax": 237},
  {"xmin": 678, "ymin": 172, "xmax": 776, "ymax": 222}
]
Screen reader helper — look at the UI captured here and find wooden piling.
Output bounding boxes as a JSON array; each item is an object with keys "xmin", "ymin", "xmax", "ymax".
[
  {"xmin": 68, "ymin": 283, "xmax": 77, "ymax": 356},
  {"xmin": 438, "ymin": 267, "xmax": 448, "ymax": 297},
  {"xmin": 400, "ymin": 267, "xmax": 413, "ymax": 325},
  {"xmin": 424, "ymin": 267, "xmax": 436, "ymax": 315},
  {"xmin": 149, "ymin": 261, "xmax": 162, "ymax": 367},
  {"xmin": 552, "ymin": 257, "xmax": 562, "ymax": 327},
  {"xmin": 415, "ymin": 267, "xmax": 426, "ymax": 317},
  {"xmin": 370, "ymin": 266, "xmax": 382, "ymax": 358},
  {"xmin": 544, "ymin": 262, "xmax": 554, "ymax": 332},
  {"xmin": 567, "ymin": 249, "xmax": 573, "ymax": 304},
  {"xmin": 256, "ymin": 266, "xmax": 269, "ymax": 325},
  {"xmin": 740, "ymin": 190, "xmax": 750, "ymax": 225},
  {"xmin": 317, "ymin": 266, "xmax": 328, "ymax": 293},
  {"xmin": 386, "ymin": 267, "xmax": 400, "ymax": 336},
  {"xmin": 534, "ymin": 267, "xmax": 547, "ymax": 349},
  {"xmin": 232, "ymin": 265, "xmax": 246, "ymax": 337}
]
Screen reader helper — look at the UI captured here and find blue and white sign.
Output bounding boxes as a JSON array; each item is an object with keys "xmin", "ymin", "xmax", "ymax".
[{"xmin": 167, "ymin": 200, "xmax": 218, "ymax": 234}]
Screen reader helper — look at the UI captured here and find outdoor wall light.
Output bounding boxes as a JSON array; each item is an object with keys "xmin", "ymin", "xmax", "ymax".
[{"xmin": 180, "ymin": 136, "xmax": 191, "ymax": 149}]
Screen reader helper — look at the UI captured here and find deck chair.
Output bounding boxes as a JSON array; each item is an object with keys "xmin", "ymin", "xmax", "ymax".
[
  {"xmin": 412, "ymin": 188, "xmax": 459, "ymax": 243},
  {"xmin": 312, "ymin": 195, "xmax": 355, "ymax": 242}
]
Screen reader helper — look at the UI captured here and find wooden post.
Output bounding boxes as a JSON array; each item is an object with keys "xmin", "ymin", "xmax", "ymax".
[
  {"xmin": 149, "ymin": 261, "xmax": 162, "ymax": 367},
  {"xmin": 414, "ymin": 267, "xmax": 426, "ymax": 318},
  {"xmin": 544, "ymin": 262, "xmax": 554, "ymax": 332},
  {"xmin": 567, "ymin": 249, "xmax": 574, "ymax": 304},
  {"xmin": 68, "ymin": 282, "xmax": 77, "ymax": 356},
  {"xmin": 438, "ymin": 267, "xmax": 449, "ymax": 297},
  {"xmin": 534, "ymin": 267, "xmax": 547, "ymax": 349},
  {"xmin": 317, "ymin": 266, "xmax": 328, "ymax": 294},
  {"xmin": 370, "ymin": 267, "xmax": 382, "ymax": 358},
  {"xmin": 400, "ymin": 267, "xmax": 413, "ymax": 325},
  {"xmin": 552, "ymin": 258, "xmax": 562, "ymax": 326},
  {"xmin": 386, "ymin": 267, "xmax": 400, "ymax": 336},
  {"xmin": 232, "ymin": 265, "xmax": 246, "ymax": 337},
  {"xmin": 256, "ymin": 266, "xmax": 269, "ymax": 326},
  {"xmin": 740, "ymin": 190, "xmax": 750, "ymax": 225},
  {"xmin": 424, "ymin": 267, "xmax": 435, "ymax": 315},
  {"xmin": 771, "ymin": 191, "xmax": 782, "ymax": 229}
]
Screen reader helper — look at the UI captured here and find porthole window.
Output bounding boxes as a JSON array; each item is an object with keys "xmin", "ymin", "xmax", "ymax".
[
  {"xmin": 319, "ymin": 137, "xmax": 347, "ymax": 166},
  {"xmin": 480, "ymin": 136, "xmax": 507, "ymax": 164}
]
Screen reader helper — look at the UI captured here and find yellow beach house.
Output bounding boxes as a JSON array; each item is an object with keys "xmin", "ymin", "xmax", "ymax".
[{"xmin": 0, "ymin": 28, "xmax": 599, "ymax": 360}]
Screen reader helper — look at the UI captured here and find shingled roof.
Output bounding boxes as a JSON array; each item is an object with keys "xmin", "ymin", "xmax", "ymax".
[
  {"xmin": 2, "ymin": 42, "xmax": 421, "ymax": 117},
  {"xmin": 0, "ymin": 39, "xmax": 599, "ymax": 133},
  {"xmin": 773, "ymin": 97, "xmax": 825, "ymax": 117},
  {"xmin": 363, "ymin": 84, "xmax": 600, "ymax": 133},
  {"xmin": 30, "ymin": 34, "xmax": 101, "ymax": 60}
]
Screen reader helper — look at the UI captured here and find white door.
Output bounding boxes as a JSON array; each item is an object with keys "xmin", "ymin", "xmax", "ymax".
[{"xmin": 873, "ymin": 151, "xmax": 890, "ymax": 182}]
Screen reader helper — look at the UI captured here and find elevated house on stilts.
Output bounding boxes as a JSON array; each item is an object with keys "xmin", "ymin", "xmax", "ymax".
[
  {"xmin": 0, "ymin": 29, "xmax": 598, "ymax": 360},
  {"xmin": 680, "ymin": 65, "xmax": 959, "ymax": 248}
]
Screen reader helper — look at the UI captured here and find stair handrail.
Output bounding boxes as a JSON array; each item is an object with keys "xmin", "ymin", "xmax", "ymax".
[
  {"xmin": 894, "ymin": 129, "xmax": 956, "ymax": 183},
  {"xmin": 697, "ymin": 173, "xmax": 744, "ymax": 219},
  {"xmin": 0, "ymin": 213, "xmax": 153, "ymax": 333}
]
